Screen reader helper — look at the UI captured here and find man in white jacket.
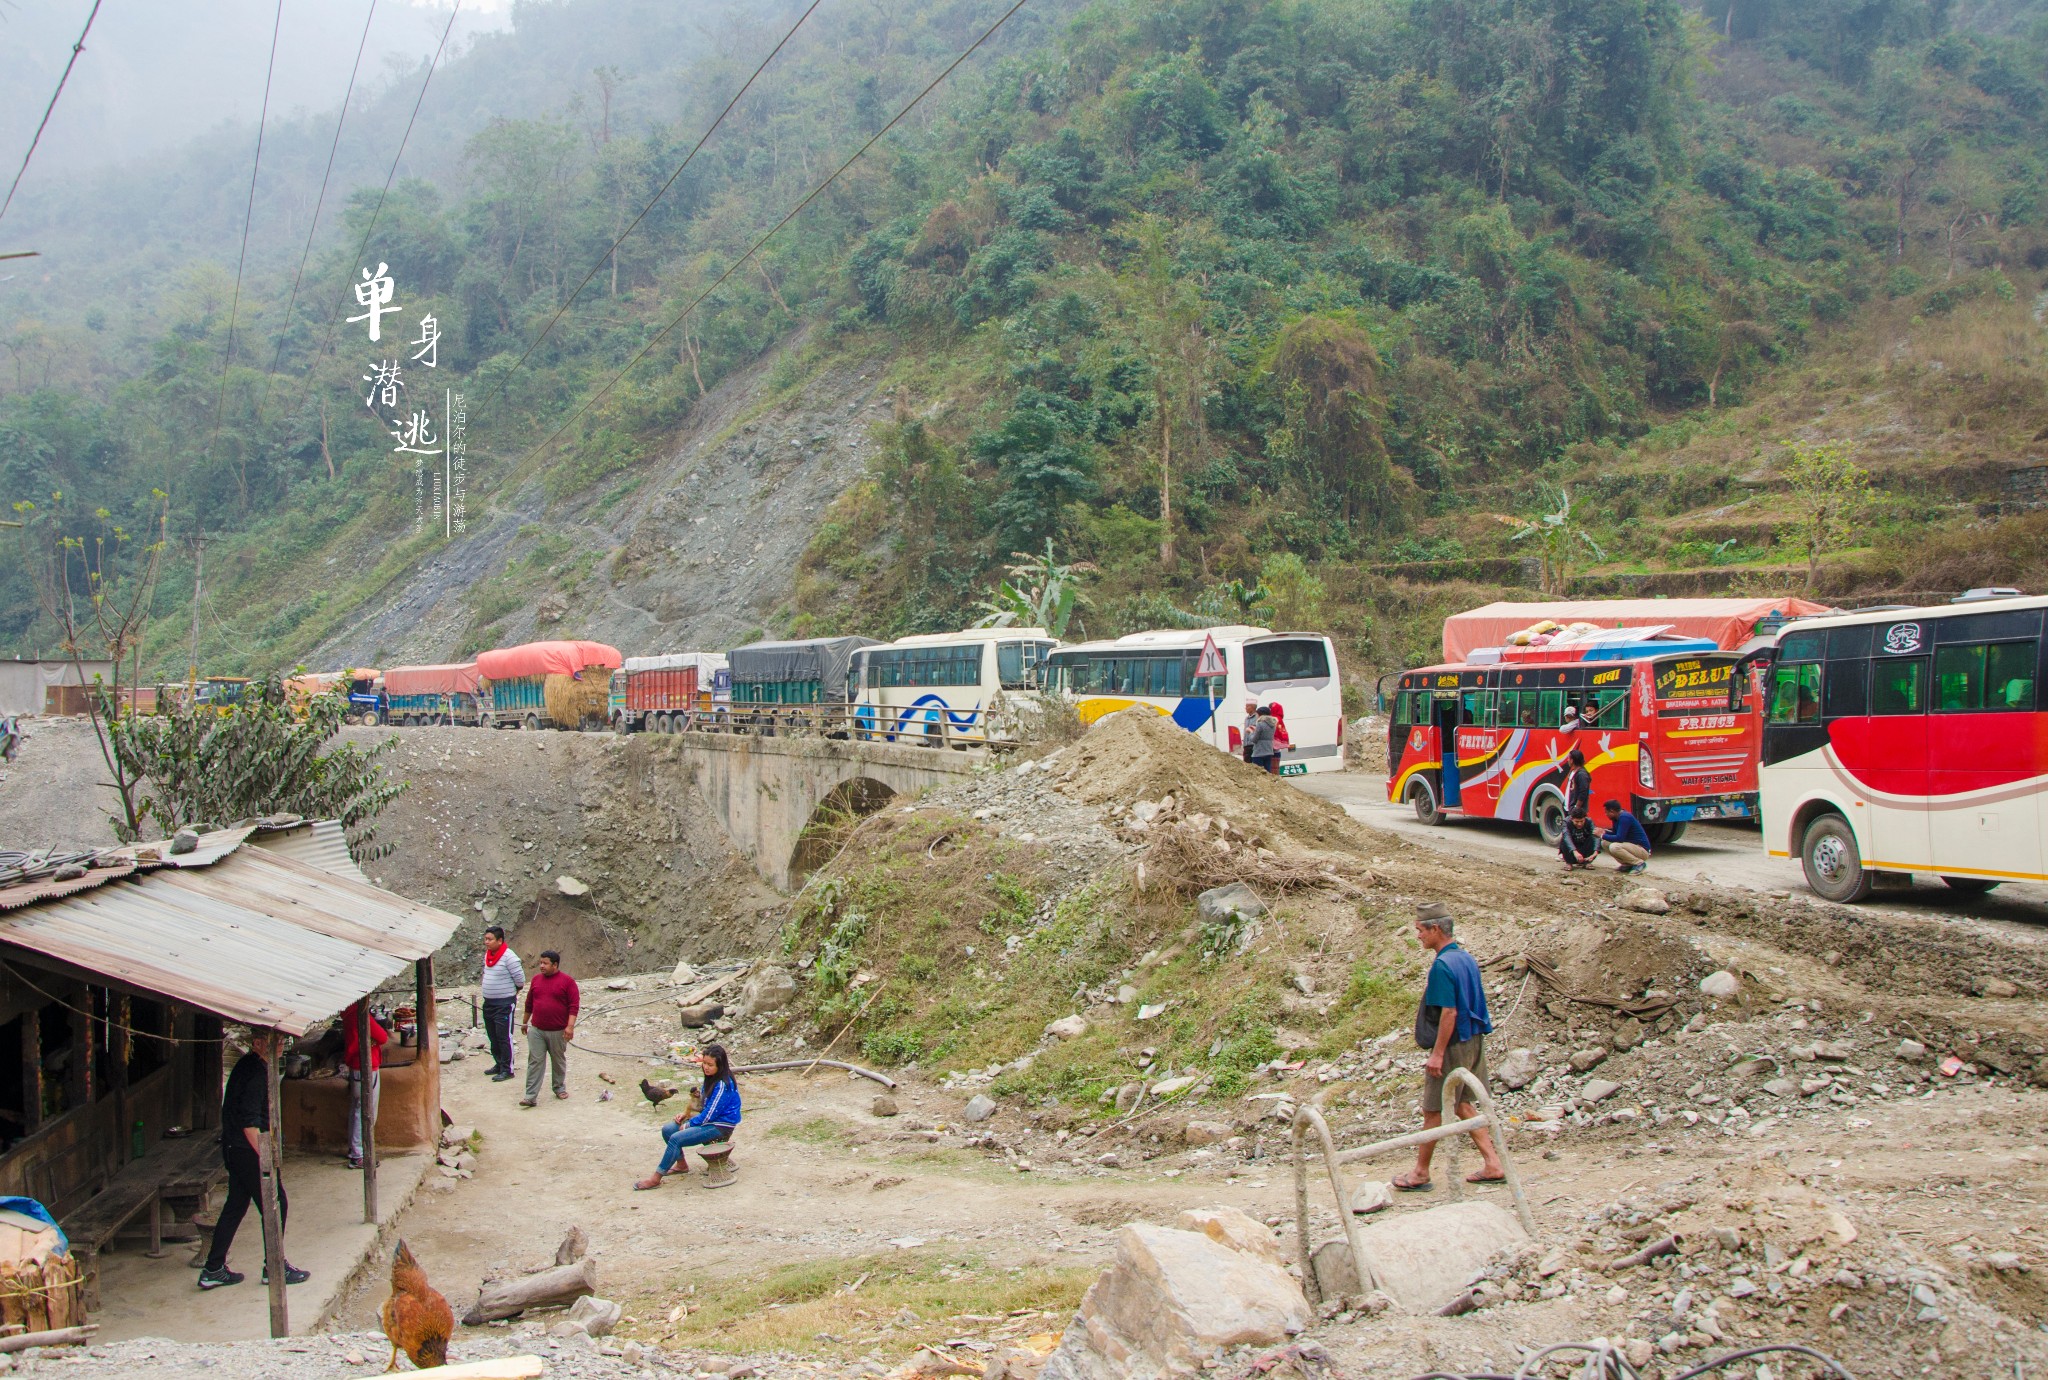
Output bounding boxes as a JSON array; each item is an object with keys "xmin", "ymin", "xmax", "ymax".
[{"xmin": 479, "ymin": 925, "xmax": 525, "ymax": 1083}]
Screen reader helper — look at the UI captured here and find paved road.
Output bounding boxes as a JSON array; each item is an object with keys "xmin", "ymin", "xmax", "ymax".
[{"xmin": 1296, "ymin": 770, "xmax": 2048, "ymax": 931}]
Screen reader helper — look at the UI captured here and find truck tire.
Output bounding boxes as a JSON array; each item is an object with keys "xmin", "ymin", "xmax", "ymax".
[
  {"xmin": 1647, "ymin": 822, "xmax": 1689, "ymax": 848},
  {"xmin": 1801, "ymin": 814, "xmax": 1873, "ymax": 904},
  {"xmin": 1940, "ymin": 875, "xmax": 2001, "ymax": 894},
  {"xmin": 1529, "ymin": 786, "xmax": 1567, "ymax": 848},
  {"xmin": 523, "ymin": 713, "xmax": 540, "ymax": 732},
  {"xmin": 1406, "ymin": 775, "xmax": 1444, "ymax": 827}
]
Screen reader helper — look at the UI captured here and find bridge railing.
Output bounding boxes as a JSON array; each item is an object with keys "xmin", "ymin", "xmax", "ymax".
[{"xmin": 616, "ymin": 702, "xmax": 1025, "ymax": 751}]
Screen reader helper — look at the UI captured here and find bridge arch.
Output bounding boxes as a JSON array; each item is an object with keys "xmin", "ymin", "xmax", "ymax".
[{"xmin": 789, "ymin": 776, "xmax": 898, "ymax": 885}]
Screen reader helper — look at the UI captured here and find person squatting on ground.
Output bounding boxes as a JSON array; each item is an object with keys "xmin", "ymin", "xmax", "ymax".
[
  {"xmin": 1559, "ymin": 799, "xmax": 1599, "ymax": 870},
  {"xmin": 1601, "ymin": 798, "xmax": 1653, "ymax": 874},
  {"xmin": 519, "ymin": 950, "xmax": 579, "ymax": 1107},
  {"xmin": 342, "ymin": 999, "xmax": 387, "ymax": 1170},
  {"xmin": 199, "ymin": 1038, "xmax": 310, "ymax": 1290},
  {"xmin": 1391, "ymin": 902, "xmax": 1505, "ymax": 1191},
  {"xmin": 479, "ymin": 925, "xmax": 525, "ymax": 1083},
  {"xmin": 635, "ymin": 1044, "xmax": 743, "ymax": 1190}
]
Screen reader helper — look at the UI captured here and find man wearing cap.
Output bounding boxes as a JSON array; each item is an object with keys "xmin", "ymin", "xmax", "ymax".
[{"xmin": 1392, "ymin": 902, "xmax": 1505, "ymax": 1190}]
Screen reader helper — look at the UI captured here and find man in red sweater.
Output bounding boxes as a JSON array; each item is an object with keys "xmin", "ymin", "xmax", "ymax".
[
  {"xmin": 518, "ymin": 950, "xmax": 579, "ymax": 1107},
  {"xmin": 341, "ymin": 1000, "xmax": 388, "ymax": 1169}
]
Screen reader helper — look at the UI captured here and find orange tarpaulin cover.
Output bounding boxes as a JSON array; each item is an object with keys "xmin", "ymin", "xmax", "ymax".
[
  {"xmin": 384, "ymin": 663, "xmax": 482, "ymax": 697},
  {"xmin": 1443, "ymin": 598, "xmax": 1833, "ymax": 663},
  {"xmin": 475, "ymin": 641, "xmax": 623, "ymax": 681}
]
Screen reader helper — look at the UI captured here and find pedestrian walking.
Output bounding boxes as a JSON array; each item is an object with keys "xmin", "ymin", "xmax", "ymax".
[
  {"xmin": 342, "ymin": 999, "xmax": 388, "ymax": 1170},
  {"xmin": 480, "ymin": 925, "xmax": 524, "ymax": 1083},
  {"xmin": 198, "ymin": 1037, "xmax": 310, "ymax": 1290},
  {"xmin": 1600, "ymin": 798, "xmax": 1653, "ymax": 874},
  {"xmin": 1391, "ymin": 903, "xmax": 1504, "ymax": 1192},
  {"xmin": 518, "ymin": 950, "xmax": 579, "ymax": 1107},
  {"xmin": 634, "ymin": 1044, "xmax": 743, "ymax": 1190},
  {"xmin": 1247, "ymin": 705, "xmax": 1279, "ymax": 775}
]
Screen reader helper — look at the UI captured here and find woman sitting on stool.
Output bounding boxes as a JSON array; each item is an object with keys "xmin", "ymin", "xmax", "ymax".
[{"xmin": 636, "ymin": 1044, "xmax": 741, "ymax": 1190}]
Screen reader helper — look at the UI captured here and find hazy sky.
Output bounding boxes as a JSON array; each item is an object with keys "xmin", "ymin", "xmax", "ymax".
[{"xmin": 0, "ymin": 0, "xmax": 514, "ymax": 181}]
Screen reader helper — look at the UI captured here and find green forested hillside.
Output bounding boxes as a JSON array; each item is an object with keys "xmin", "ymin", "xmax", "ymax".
[{"xmin": 5, "ymin": 0, "xmax": 2046, "ymax": 680}]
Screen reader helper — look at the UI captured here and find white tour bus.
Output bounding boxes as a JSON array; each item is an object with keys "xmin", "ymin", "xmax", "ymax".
[
  {"xmin": 1041, "ymin": 626, "xmax": 1345, "ymax": 774},
  {"xmin": 848, "ymin": 628, "xmax": 1058, "ymax": 745}
]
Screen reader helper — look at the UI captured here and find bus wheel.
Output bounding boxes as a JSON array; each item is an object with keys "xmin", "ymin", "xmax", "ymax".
[
  {"xmin": 1801, "ymin": 814, "xmax": 1873, "ymax": 903},
  {"xmin": 1406, "ymin": 776, "xmax": 1444, "ymax": 827},
  {"xmin": 1529, "ymin": 787, "xmax": 1566, "ymax": 848},
  {"xmin": 1647, "ymin": 822, "xmax": 1689, "ymax": 848},
  {"xmin": 1940, "ymin": 876, "xmax": 2002, "ymax": 895}
]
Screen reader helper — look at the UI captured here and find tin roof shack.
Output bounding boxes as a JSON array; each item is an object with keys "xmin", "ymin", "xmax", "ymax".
[
  {"xmin": 0, "ymin": 822, "xmax": 459, "ymax": 1336},
  {"xmin": 0, "ymin": 659, "xmax": 115, "ymax": 718}
]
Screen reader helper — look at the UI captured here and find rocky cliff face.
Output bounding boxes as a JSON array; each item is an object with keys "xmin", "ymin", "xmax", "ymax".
[{"xmin": 314, "ymin": 337, "xmax": 892, "ymax": 666}]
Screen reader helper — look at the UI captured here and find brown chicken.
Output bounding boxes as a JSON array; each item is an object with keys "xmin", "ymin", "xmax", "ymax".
[{"xmin": 382, "ymin": 1238, "xmax": 453, "ymax": 1372}]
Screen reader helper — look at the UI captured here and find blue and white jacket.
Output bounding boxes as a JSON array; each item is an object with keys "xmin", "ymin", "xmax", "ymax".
[{"xmin": 690, "ymin": 1077, "xmax": 742, "ymax": 1128}]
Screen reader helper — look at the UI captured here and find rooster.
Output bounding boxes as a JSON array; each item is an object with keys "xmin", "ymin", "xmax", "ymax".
[
  {"xmin": 382, "ymin": 1238, "xmax": 453, "ymax": 1372},
  {"xmin": 640, "ymin": 1077, "xmax": 676, "ymax": 1106}
]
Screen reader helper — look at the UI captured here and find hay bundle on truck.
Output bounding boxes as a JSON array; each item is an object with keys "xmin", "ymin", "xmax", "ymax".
[
  {"xmin": 728, "ymin": 636, "xmax": 880, "ymax": 736},
  {"xmin": 612, "ymin": 652, "xmax": 728, "ymax": 734},
  {"xmin": 385, "ymin": 662, "xmax": 483, "ymax": 726},
  {"xmin": 477, "ymin": 640, "xmax": 622, "ymax": 731}
]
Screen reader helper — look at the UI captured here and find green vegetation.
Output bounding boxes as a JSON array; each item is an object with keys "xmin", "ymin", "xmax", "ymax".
[{"xmin": 4, "ymin": 0, "xmax": 2046, "ymax": 678}]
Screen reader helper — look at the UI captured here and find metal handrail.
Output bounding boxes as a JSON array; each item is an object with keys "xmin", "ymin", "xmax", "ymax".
[{"xmin": 1288, "ymin": 1067, "xmax": 1537, "ymax": 1307}]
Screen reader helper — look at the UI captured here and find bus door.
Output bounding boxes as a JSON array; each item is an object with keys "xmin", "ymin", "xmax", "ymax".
[{"xmin": 1434, "ymin": 692, "xmax": 1463, "ymax": 809}]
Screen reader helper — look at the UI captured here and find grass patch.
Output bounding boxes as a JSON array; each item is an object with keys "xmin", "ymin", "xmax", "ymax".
[
  {"xmin": 632, "ymin": 1249, "xmax": 1089, "ymax": 1361},
  {"xmin": 767, "ymin": 1116, "xmax": 848, "ymax": 1145}
]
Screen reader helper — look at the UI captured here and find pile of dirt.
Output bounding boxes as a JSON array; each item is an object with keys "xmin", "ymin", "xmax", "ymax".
[
  {"xmin": 1047, "ymin": 709, "xmax": 1368, "ymax": 855},
  {"xmin": 1532, "ymin": 919, "xmax": 1709, "ymax": 1005}
]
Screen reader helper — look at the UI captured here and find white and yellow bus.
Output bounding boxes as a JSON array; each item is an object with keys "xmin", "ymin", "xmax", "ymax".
[
  {"xmin": 1041, "ymin": 626, "xmax": 1346, "ymax": 774},
  {"xmin": 849, "ymin": 628, "xmax": 1058, "ymax": 745}
]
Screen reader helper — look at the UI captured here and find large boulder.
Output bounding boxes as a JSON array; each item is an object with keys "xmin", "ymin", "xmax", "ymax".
[
  {"xmin": 1345, "ymin": 1201, "xmax": 1527, "ymax": 1313},
  {"xmin": 1195, "ymin": 882, "xmax": 1265, "ymax": 927},
  {"xmin": 1174, "ymin": 1207, "xmax": 1281, "ymax": 1266},
  {"xmin": 740, "ymin": 966, "xmax": 798, "ymax": 1015},
  {"xmin": 1040, "ymin": 1224, "xmax": 1308, "ymax": 1380}
]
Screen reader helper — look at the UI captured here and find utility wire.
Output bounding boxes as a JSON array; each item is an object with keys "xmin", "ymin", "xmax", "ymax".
[
  {"xmin": 0, "ymin": 0, "xmax": 103, "ymax": 224},
  {"xmin": 479, "ymin": 0, "xmax": 830, "ymax": 413},
  {"xmin": 254, "ymin": 0, "xmax": 382, "ymax": 422},
  {"xmin": 513, "ymin": 0, "xmax": 1030, "ymax": 470},
  {"xmin": 282, "ymin": 1, "xmax": 461, "ymax": 430},
  {"xmin": 207, "ymin": 0, "xmax": 289, "ymax": 457}
]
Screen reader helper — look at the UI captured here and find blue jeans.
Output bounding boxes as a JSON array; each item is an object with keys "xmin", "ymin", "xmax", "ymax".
[{"xmin": 659, "ymin": 1121, "xmax": 731, "ymax": 1173}]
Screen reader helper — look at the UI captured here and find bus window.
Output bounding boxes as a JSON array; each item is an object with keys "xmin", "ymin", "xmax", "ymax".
[
  {"xmin": 1538, "ymin": 689, "xmax": 1564, "ymax": 726},
  {"xmin": 997, "ymin": 642, "xmax": 1026, "ymax": 689},
  {"xmin": 1768, "ymin": 663, "xmax": 1822, "ymax": 723},
  {"xmin": 1989, "ymin": 641, "xmax": 2037, "ymax": 709},
  {"xmin": 1245, "ymin": 639, "xmax": 1331, "ymax": 685},
  {"xmin": 1934, "ymin": 645, "xmax": 1982, "ymax": 711},
  {"xmin": 1589, "ymin": 691, "xmax": 1629, "ymax": 729},
  {"xmin": 1392, "ymin": 692, "xmax": 1411, "ymax": 727},
  {"xmin": 1871, "ymin": 658, "xmax": 1925, "ymax": 714},
  {"xmin": 1822, "ymin": 660, "xmax": 1868, "ymax": 718},
  {"xmin": 1461, "ymin": 689, "xmax": 1484, "ymax": 723}
]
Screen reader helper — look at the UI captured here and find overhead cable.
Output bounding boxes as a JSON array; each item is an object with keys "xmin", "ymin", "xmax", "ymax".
[
  {"xmin": 479, "ymin": 0, "xmax": 831, "ymax": 412},
  {"xmin": 0, "ymin": 0, "xmax": 104, "ymax": 224},
  {"xmin": 207, "ymin": 0, "xmax": 290, "ymax": 457},
  {"xmin": 513, "ymin": 0, "xmax": 1031, "ymax": 470}
]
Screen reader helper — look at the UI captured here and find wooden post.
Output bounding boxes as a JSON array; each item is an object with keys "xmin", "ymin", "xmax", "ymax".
[
  {"xmin": 20, "ymin": 1007, "xmax": 42, "ymax": 1136},
  {"xmin": 356, "ymin": 1000, "xmax": 377, "ymax": 1225},
  {"xmin": 64, "ymin": 989, "xmax": 89, "ymax": 1112},
  {"xmin": 416, "ymin": 957, "xmax": 438, "ymax": 1132},
  {"xmin": 259, "ymin": 1030, "xmax": 288, "ymax": 1338}
]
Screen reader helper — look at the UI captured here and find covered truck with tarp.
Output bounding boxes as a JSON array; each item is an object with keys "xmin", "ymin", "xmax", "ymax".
[
  {"xmin": 476, "ymin": 640, "xmax": 623, "ymax": 730},
  {"xmin": 384, "ymin": 662, "xmax": 483, "ymax": 726},
  {"xmin": 1442, "ymin": 598, "xmax": 1834, "ymax": 665},
  {"xmin": 610, "ymin": 652, "xmax": 728, "ymax": 733},
  {"xmin": 727, "ymin": 636, "xmax": 881, "ymax": 734}
]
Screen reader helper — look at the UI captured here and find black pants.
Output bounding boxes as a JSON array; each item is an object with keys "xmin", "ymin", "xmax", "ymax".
[
  {"xmin": 206, "ymin": 1138, "xmax": 286, "ymax": 1271},
  {"xmin": 483, "ymin": 997, "xmax": 515, "ymax": 1073}
]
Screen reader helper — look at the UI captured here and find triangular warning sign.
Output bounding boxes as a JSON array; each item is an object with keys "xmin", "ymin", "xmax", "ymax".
[{"xmin": 1195, "ymin": 634, "xmax": 1227, "ymax": 678}]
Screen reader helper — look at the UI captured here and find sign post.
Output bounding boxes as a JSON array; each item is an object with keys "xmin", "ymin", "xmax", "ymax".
[{"xmin": 1196, "ymin": 633, "xmax": 1227, "ymax": 751}]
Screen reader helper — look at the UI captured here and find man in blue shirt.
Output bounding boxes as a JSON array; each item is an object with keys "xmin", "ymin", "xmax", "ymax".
[
  {"xmin": 1392, "ymin": 902, "xmax": 1505, "ymax": 1191},
  {"xmin": 1600, "ymin": 798, "xmax": 1652, "ymax": 874}
]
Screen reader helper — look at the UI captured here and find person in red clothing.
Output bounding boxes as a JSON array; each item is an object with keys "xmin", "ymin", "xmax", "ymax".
[
  {"xmin": 518, "ymin": 951, "xmax": 579, "ymax": 1107},
  {"xmin": 341, "ymin": 1000, "xmax": 388, "ymax": 1169}
]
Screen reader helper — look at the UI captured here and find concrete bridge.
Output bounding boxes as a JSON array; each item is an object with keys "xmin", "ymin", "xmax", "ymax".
[{"xmin": 659, "ymin": 732, "xmax": 986, "ymax": 890}]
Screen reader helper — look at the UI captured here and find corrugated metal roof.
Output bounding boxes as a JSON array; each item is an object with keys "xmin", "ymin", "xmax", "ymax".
[
  {"xmin": 0, "ymin": 835, "xmax": 461, "ymax": 1035},
  {"xmin": 246, "ymin": 820, "xmax": 370, "ymax": 886}
]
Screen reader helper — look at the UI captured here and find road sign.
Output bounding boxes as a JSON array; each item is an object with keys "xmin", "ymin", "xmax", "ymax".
[{"xmin": 1195, "ymin": 634, "xmax": 1226, "ymax": 678}]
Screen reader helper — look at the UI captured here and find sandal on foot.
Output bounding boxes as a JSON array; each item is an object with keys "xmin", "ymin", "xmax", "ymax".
[
  {"xmin": 1391, "ymin": 1173, "xmax": 1433, "ymax": 1192},
  {"xmin": 1466, "ymin": 1170, "xmax": 1507, "ymax": 1184},
  {"xmin": 633, "ymin": 1174, "xmax": 663, "ymax": 1191}
]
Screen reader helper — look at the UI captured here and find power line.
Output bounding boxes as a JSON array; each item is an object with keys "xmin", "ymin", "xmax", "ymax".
[
  {"xmin": 282, "ymin": 1, "xmax": 461, "ymax": 430},
  {"xmin": 0, "ymin": 0, "xmax": 104, "ymax": 224},
  {"xmin": 255, "ymin": 0, "xmax": 382, "ymax": 422},
  {"xmin": 208, "ymin": 0, "xmax": 289, "ymax": 456},
  {"xmin": 478, "ymin": 0, "xmax": 830, "ymax": 412},
  {"xmin": 514, "ymin": 0, "xmax": 1031, "ymax": 470}
]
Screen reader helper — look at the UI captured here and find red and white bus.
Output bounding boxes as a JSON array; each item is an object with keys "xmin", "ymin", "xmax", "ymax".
[
  {"xmin": 1757, "ymin": 593, "xmax": 2045, "ymax": 901},
  {"xmin": 1387, "ymin": 633, "xmax": 1761, "ymax": 845}
]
